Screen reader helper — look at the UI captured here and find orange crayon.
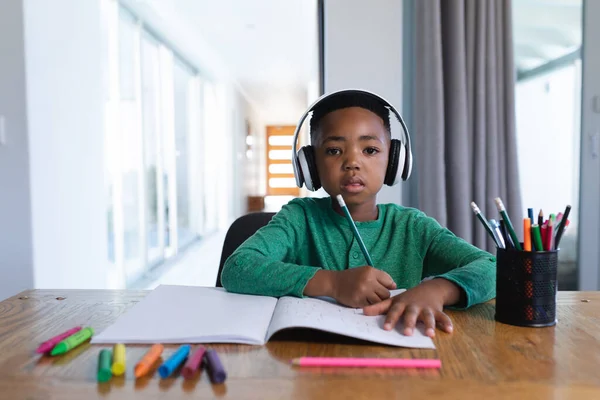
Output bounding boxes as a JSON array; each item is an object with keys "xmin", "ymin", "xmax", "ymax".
[{"xmin": 134, "ymin": 344, "xmax": 164, "ymax": 378}]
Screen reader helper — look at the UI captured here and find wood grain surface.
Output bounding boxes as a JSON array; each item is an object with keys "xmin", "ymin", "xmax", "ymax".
[{"xmin": 1, "ymin": 290, "xmax": 599, "ymax": 400}]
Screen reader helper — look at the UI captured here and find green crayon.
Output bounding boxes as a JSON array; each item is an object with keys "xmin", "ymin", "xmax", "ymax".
[
  {"xmin": 50, "ymin": 327, "xmax": 94, "ymax": 356},
  {"xmin": 97, "ymin": 349, "xmax": 113, "ymax": 382}
]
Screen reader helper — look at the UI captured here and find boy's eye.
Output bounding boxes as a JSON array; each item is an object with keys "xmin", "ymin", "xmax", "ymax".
[
  {"xmin": 365, "ymin": 147, "xmax": 380, "ymax": 155},
  {"xmin": 325, "ymin": 148, "xmax": 341, "ymax": 156}
]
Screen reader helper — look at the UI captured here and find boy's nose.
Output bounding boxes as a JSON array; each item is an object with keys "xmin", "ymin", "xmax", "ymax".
[{"xmin": 343, "ymin": 156, "xmax": 360, "ymax": 170}]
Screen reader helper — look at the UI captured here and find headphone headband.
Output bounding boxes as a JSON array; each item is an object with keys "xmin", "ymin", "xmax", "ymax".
[{"xmin": 291, "ymin": 89, "xmax": 412, "ymax": 188}]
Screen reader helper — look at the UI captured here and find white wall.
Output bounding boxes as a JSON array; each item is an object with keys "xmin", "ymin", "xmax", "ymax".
[
  {"xmin": 0, "ymin": 0, "xmax": 35, "ymax": 300},
  {"xmin": 579, "ymin": 0, "xmax": 600, "ymax": 290},
  {"xmin": 23, "ymin": 0, "xmax": 111, "ymax": 289},
  {"xmin": 323, "ymin": 0, "xmax": 404, "ymax": 205}
]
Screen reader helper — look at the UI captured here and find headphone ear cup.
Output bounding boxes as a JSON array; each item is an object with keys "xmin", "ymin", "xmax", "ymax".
[
  {"xmin": 384, "ymin": 139, "xmax": 402, "ymax": 186},
  {"xmin": 402, "ymin": 143, "xmax": 412, "ymax": 180},
  {"xmin": 303, "ymin": 146, "xmax": 321, "ymax": 191},
  {"xmin": 297, "ymin": 146, "xmax": 321, "ymax": 191}
]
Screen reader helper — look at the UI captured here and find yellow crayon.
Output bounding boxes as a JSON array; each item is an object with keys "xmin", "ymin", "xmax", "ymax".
[{"xmin": 111, "ymin": 344, "xmax": 126, "ymax": 376}]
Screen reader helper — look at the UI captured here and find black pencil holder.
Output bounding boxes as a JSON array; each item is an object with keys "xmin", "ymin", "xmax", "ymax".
[{"xmin": 495, "ymin": 246, "xmax": 558, "ymax": 327}]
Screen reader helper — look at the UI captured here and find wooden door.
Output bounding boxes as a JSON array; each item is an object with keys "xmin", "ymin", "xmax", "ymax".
[{"xmin": 266, "ymin": 126, "xmax": 299, "ymax": 196}]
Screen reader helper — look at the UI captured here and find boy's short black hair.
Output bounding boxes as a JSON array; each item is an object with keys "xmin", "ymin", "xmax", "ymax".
[{"xmin": 309, "ymin": 92, "xmax": 391, "ymax": 146}]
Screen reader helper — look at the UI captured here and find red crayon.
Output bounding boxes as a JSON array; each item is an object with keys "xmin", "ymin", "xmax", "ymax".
[
  {"xmin": 36, "ymin": 326, "xmax": 82, "ymax": 354},
  {"xmin": 182, "ymin": 346, "xmax": 207, "ymax": 379}
]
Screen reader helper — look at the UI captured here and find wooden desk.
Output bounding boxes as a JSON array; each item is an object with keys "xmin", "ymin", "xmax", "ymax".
[{"xmin": 1, "ymin": 290, "xmax": 599, "ymax": 400}]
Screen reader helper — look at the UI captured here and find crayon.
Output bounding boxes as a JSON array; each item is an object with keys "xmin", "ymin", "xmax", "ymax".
[
  {"xmin": 182, "ymin": 345, "xmax": 206, "ymax": 380},
  {"xmin": 135, "ymin": 344, "xmax": 164, "ymax": 378},
  {"xmin": 158, "ymin": 344, "xmax": 190, "ymax": 379},
  {"xmin": 111, "ymin": 344, "xmax": 126, "ymax": 376},
  {"xmin": 97, "ymin": 349, "xmax": 112, "ymax": 382},
  {"xmin": 204, "ymin": 349, "xmax": 227, "ymax": 383},
  {"xmin": 36, "ymin": 326, "xmax": 82, "ymax": 354},
  {"xmin": 50, "ymin": 327, "xmax": 94, "ymax": 356}
]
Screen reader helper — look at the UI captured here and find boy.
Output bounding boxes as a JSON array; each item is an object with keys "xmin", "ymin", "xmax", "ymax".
[{"xmin": 221, "ymin": 90, "xmax": 495, "ymax": 338}]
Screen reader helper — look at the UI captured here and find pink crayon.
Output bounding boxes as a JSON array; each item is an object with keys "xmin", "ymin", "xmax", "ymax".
[
  {"xmin": 182, "ymin": 345, "xmax": 207, "ymax": 379},
  {"xmin": 36, "ymin": 326, "xmax": 82, "ymax": 354},
  {"xmin": 291, "ymin": 357, "xmax": 441, "ymax": 369}
]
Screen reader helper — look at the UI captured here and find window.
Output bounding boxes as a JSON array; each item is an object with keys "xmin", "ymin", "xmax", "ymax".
[{"xmin": 104, "ymin": 4, "xmax": 209, "ymax": 286}]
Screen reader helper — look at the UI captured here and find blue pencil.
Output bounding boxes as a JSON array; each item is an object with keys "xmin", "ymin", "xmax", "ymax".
[
  {"xmin": 528, "ymin": 208, "xmax": 534, "ymax": 225},
  {"xmin": 335, "ymin": 195, "xmax": 374, "ymax": 266}
]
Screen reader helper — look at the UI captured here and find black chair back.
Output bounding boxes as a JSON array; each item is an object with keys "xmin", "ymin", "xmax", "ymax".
[{"xmin": 216, "ymin": 212, "xmax": 275, "ymax": 287}]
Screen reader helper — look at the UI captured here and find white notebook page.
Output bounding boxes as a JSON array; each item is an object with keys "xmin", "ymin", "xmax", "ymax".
[
  {"xmin": 91, "ymin": 285, "xmax": 277, "ymax": 345},
  {"xmin": 265, "ymin": 289, "xmax": 435, "ymax": 349}
]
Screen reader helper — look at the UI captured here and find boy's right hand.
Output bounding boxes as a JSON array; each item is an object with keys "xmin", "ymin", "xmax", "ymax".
[{"xmin": 332, "ymin": 266, "xmax": 397, "ymax": 308}]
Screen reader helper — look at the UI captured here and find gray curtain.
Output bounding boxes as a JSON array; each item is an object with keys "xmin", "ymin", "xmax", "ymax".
[{"xmin": 414, "ymin": 0, "xmax": 522, "ymax": 252}]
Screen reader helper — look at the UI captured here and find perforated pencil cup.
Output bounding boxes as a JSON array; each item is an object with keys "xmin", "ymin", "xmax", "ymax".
[{"xmin": 495, "ymin": 246, "xmax": 558, "ymax": 327}]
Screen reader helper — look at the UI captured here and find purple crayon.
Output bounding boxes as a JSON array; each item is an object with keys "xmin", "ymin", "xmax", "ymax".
[
  {"xmin": 36, "ymin": 326, "xmax": 82, "ymax": 354},
  {"xmin": 204, "ymin": 349, "xmax": 227, "ymax": 383}
]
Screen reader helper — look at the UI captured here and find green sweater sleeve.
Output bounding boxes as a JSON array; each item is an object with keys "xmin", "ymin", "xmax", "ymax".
[
  {"xmin": 220, "ymin": 201, "xmax": 320, "ymax": 298},
  {"xmin": 414, "ymin": 212, "xmax": 496, "ymax": 308}
]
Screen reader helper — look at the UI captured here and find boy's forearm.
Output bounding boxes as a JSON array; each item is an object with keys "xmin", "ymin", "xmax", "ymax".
[
  {"xmin": 303, "ymin": 270, "xmax": 337, "ymax": 298},
  {"xmin": 428, "ymin": 278, "xmax": 462, "ymax": 306}
]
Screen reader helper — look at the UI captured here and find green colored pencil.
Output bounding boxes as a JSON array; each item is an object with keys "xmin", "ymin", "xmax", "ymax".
[
  {"xmin": 470, "ymin": 202, "xmax": 501, "ymax": 247},
  {"xmin": 531, "ymin": 224, "xmax": 543, "ymax": 251},
  {"xmin": 335, "ymin": 195, "xmax": 374, "ymax": 266},
  {"xmin": 494, "ymin": 197, "xmax": 522, "ymax": 251}
]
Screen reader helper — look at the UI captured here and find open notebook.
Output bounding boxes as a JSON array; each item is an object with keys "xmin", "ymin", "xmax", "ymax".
[{"xmin": 91, "ymin": 285, "xmax": 434, "ymax": 349}]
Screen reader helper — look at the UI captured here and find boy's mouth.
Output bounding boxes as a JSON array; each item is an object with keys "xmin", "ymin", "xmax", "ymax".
[{"xmin": 341, "ymin": 176, "xmax": 365, "ymax": 193}]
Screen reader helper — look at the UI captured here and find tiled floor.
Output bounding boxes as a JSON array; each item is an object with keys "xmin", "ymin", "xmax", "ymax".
[{"xmin": 134, "ymin": 230, "xmax": 227, "ymax": 290}]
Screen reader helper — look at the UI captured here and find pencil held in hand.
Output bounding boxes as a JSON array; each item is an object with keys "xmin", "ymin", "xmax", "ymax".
[{"xmin": 336, "ymin": 194, "xmax": 374, "ymax": 266}]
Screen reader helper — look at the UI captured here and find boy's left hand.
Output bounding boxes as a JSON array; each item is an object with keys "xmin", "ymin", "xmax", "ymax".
[{"xmin": 363, "ymin": 278, "xmax": 461, "ymax": 338}]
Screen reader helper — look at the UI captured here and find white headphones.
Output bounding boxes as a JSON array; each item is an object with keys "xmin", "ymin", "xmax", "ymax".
[{"xmin": 291, "ymin": 89, "xmax": 413, "ymax": 191}]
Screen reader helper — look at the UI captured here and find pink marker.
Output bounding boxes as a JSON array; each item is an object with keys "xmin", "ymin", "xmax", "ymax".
[
  {"xmin": 291, "ymin": 357, "xmax": 441, "ymax": 369},
  {"xmin": 36, "ymin": 326, "xmax": 82, "ymax": 354}
]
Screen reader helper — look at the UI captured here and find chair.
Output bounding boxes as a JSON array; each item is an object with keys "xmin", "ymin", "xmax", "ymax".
[{"xmin": 216, "ymin": 212, "xmax": 275, "ymax": 287}]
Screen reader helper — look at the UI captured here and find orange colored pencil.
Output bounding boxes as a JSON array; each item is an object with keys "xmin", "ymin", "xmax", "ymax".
[
  {"xmin": 523, "ymin": 218, "xmax": 532, "ymax": 251},
  {"xmin": 134, "ymin": 344, "xmax": 164, "ymax": 378}
]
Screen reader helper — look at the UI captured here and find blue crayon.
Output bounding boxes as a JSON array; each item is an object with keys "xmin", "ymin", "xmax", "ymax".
[{"xmin": 158, "ymin": 344, "xmax": 191, "ymax": 378}]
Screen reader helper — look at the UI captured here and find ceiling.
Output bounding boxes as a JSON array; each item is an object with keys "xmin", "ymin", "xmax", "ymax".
[
  {"xmin": 125, "ymin": 0, "xmax": 578, "ymax": 116},
  {"xmin": 134, "ymin": 0, "xmax": 319, "ymax": 121},
  {"xmin": 513, "ymin": 0, "xmax": 582, "ymax": 73}
]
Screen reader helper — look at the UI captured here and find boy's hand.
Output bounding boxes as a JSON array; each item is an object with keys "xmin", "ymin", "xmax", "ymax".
[
  {"xmin": 332, "ymin": 266, "xmax": 397, "ymax": 308},
  {"xmin": 363, "ymin": 278, "xmax": 461, "ymax": 338}
]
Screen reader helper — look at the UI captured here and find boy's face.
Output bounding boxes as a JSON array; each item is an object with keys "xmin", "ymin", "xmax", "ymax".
[{"xmin": 314, "ymin": 107, "xmax": 390, "ymax": 207}]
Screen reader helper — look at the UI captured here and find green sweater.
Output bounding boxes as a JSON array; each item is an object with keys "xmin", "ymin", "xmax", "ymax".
[{"xmin": 221, "ymin": 197, "xmax": 496, "ymax": 308}]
